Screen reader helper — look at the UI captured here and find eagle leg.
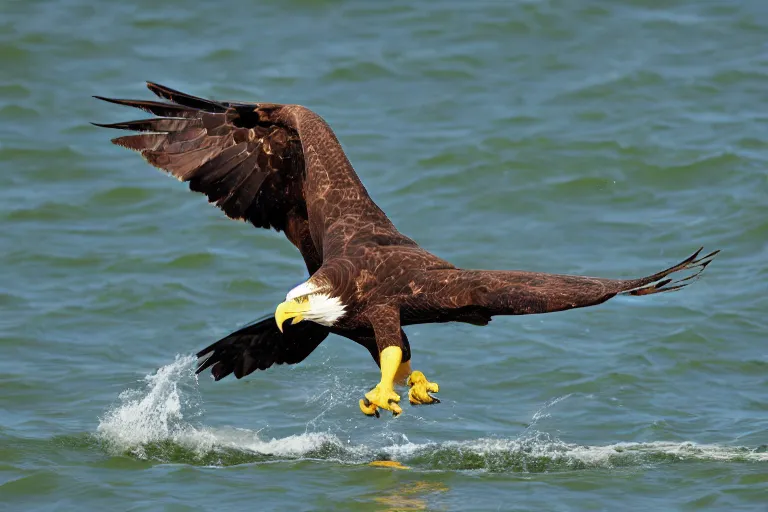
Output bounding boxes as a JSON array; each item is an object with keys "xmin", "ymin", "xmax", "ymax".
[
  {"xmin": 359, "ymin": 346, "xmax": 403, "ymax": 417},
  {"xmin": 394, "ymin": 359, "xmax": 412, "ymax": 386},
  {"xmin": 407, "ymin": 371, "xmax": 440, "ymax": 405}
]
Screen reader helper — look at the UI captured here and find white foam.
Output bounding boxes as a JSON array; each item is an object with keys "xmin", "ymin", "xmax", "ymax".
[
  {"xmin": 96, "ymin": 355, "xmax": 768, "ymax": 467},
  {"xmin": 96, "ymin": 355, "xmax": 344, "ymax": 460},
  {"xmin": 382, "ymin": 435, "xmax": 768, "ymax": 467},
  {"xmin": 98, "ymin": 354, "xmax": 207, "ymax": 458}
]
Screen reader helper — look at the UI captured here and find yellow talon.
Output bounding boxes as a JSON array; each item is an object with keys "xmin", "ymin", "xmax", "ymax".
[
  {"xmin": 407, "ymin": 371, "xmax": 440, "ymax": 405},
  {"xmin": 361, "ymin": 383, "xmax": 402, "ymax": 416},
  {"xmin": 360, "ymin": 346, "xmax": 404, "ymax": 417},
  {"xmin": 359, "ymin": 398, "xmax": 380, "ymax": 417}
]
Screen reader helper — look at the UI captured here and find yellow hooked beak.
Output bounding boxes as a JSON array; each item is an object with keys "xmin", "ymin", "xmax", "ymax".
[{"xmin": 275, "ymin": 296, "xmax": 311, "ymax": 333}]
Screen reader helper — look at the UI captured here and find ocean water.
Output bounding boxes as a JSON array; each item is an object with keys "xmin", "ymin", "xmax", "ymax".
[{"xmin": 1, "ymin": 0, "xmax": 766, "ymax": 510}]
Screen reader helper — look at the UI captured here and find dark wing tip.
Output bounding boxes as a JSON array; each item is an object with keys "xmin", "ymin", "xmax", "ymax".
[
  {"xmin": 91, "ymin": 120, "xmax": 127, "ymax": 130},
  {"xmin": 623, "ymin": 247, "xmax": 720, "ymax": 296},
  {"xmin": 194, "ymin": 349, "xmax": 215, "ymax": 374},
  {"xmin": 92, "ymin": 95, "xmax": 126, "ymax": 106},
  {"xmin": 693, "ymin": 246, "xmax": 704, "ymax": 257},
  {"xmin": 91, "ymin": 120, "xmax": 148, "ymax": 130},
  {"xmin": 192, "ymin": 317, "xmax": 330, "ymax": 382},
  {"xmin": 92, "ymin": 94, "xmax": 199, "ymax": 118},
  {"xmin": 145, "ymin": 82, "xmax": 229, "ymax": 112},
  {"xmin": 146, "ymin": 81, "xmax": 173, "ymax": 97},
  {"xmin": 192, "ymin": 315, "xmax": 277, "ymax": 381}
]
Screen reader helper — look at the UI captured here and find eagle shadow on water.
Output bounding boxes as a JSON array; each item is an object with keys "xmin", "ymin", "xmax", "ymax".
[{"xmin": 94, "ymin": 83, "xmax": 719, "ymax": 418}]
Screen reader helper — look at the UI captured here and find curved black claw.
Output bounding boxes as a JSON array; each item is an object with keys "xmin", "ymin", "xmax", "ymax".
[{"xmin": 360, "ymin": 397, "xmax": 380, "ymax": 418}]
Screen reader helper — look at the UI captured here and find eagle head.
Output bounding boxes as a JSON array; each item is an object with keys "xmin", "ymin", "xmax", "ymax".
[{"xmin": 274, "ymin": 280, "xmax": 346, "ymax": 332}]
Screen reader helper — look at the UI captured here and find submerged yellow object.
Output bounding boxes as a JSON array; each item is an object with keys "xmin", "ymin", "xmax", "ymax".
[{"xmin": 369, "ymin": 460, "xmax": 409, "ymax": 470}]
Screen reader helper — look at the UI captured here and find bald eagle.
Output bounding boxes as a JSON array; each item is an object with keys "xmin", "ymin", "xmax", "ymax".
[{"xmin": 95, "ymin": 83, "xmax": 718, "ymax": 417}]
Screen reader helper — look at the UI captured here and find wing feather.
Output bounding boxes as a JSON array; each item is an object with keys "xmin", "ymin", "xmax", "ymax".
[
  {"xmin": 95, "ymin": 81, "xmax": 399, "ymax": 272},
  {"xmin": 145, "ymin": 81, "xmax": 229, "ymax": 112},
  {"xmin": 94, "ymin": 82, "xmax": 323, "ymax": 271},
  {"xmin": 405, "ymin": 248, "xmax": 720, "ymax": 324},
  {"xmin": 93, "ymin": 118, "xmax": 200, "ymax": 133},
  {"xmin": 195, "ymin": 316, "xmax": 329, "ymax": 380},
  {"xmin": 92, "ymin": 96, "xmax": 197, "ymax": 117}
]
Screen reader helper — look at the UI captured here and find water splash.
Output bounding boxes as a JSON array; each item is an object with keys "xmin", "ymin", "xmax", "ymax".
[
  {"xmin": 528, "ymin": 393, "xmax": 572, "ymax": 428},
  {"xmin": 96, "ymin": 355, "xmax": 345, "ymax": 463},
  {"xmin": 96, "ymin": 356, "xmax": 768, "ymax": 469},
  {"xmin": 97, "ymin": 354, "xmax": 209, "ymax": 459}
]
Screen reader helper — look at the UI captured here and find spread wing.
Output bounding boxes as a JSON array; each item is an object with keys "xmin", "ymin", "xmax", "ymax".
[
  {"xmin": 403, "ymin": 248, "xmax": 719, "ymax": 325},
  {"xmin": 94, "ymin": 82, "xmax": 335, "ymax": 272},
  {"xmin": 195, "ymin": 316, "xmax": 330, "ymax": 381}
]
